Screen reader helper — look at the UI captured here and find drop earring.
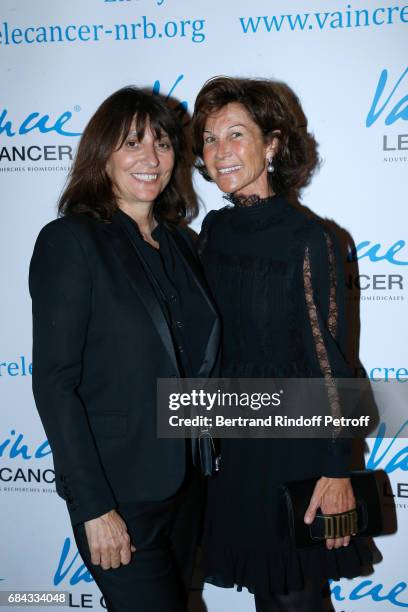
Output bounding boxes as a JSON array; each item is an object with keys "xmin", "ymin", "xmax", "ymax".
[{"xmin": 267, "ymin": 157, "xmax": 274, "ymax": 173}]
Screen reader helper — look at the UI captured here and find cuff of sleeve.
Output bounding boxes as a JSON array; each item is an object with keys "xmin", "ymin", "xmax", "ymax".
[
  {"xmin": 58, "ymin": 473, "xmax": 117, "ymax": 526},
  {"xmin": 321, "ymin": 439, "xmax": 351, "ymax": 478},
  {"xmin": 67, "ymin": 499, "xmax": 117, "ymax": 526}
]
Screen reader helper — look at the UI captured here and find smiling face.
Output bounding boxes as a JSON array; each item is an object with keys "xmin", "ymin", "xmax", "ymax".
[
  {"xmin": 202, "ymin": 102, "xmax": 277, "ymax": 198},
  {"xmin": 106, "ymin": 118, "xmax": 175, "ymax": 209}
]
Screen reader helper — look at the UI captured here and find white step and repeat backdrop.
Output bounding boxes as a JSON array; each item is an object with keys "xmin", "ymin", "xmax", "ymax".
[{"xmin": 1, "ymin": 0, "xmax": 407, "ymax": 610}]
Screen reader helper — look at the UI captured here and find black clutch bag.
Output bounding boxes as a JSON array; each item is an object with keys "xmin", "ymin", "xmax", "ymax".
[{"xmin": 280, "ymin": 470, "xmax": 383, "ymax": 549}]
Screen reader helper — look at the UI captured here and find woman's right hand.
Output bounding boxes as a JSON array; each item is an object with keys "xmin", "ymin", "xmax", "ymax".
[
  {"xmin": 84, "ymin": 510, "xmax": 136, "ymax": 569},
  {"xmin": 304, "ymin": 476, "xmax": 355, "ymax": 550}
]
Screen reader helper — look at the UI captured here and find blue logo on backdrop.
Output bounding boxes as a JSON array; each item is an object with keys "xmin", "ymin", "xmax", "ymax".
[
  {"xmin": 53, "ymin": 540, "xmax": 105, "ymax": 608},
  {"xmin": 0, "ymin": 75, "xmax": 188, "ymax": 140},
  {"xmin": 0, "ymin": 109, "xmax": 82, "ymax": 137},
  {"xmin": 330, "ymin": 579, "xmax": 408, "ymax": 608},
  {"xmin": 366, "ymin": 421, "xmax": 408, "ymax": 474},
  {"xmin": 152, "ymin": 74, "xmax": 188, "ymax": 116},
  {"xmin": 367, "ymin": 367, "xmax": 408, "ymax": 382},
  {"xmin": 0, "ymin": 356, "xmax": 32, "ymax": 376},
  {"xmin": 348, "ymin": 241, "xmax": 408, "ymax": 265},
  {"xmin": 0, "ymin": 430, "xmax": 51, "ymax": 460},
  {"xmin": 366, "ymin": 67, "xmax": 408, "ymax": 127},
  {"xmin": 54, "ymin": 538, "xmax": 93, "ymax": 586}
]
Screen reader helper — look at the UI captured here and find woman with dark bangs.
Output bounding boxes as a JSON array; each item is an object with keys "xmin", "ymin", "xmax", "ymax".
[
  {"xmin": 192, "ymin": 77, "xmax": 375, "ymax": 611},
  {"xmin": 29, "ymin": 86, "xmax": 220, "ymax": 612}
]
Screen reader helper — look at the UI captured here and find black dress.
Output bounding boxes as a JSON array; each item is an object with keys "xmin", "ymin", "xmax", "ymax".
[{"xmin": 197, "ymin": 194, "xmax": 374, "ymax": 597}]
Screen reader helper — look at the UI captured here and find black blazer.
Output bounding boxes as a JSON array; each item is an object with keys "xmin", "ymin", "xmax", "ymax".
[{"xmin": 29, "ymin": 213, "xmax": 220, "ymax": 525}]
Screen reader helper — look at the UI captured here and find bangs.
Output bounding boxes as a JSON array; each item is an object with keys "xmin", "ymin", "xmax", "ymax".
[
  {"xmin": 59, "ymin": 85, "xmax": 193, "ymax": 221},
  {"xmin": 116, "ymin": 102, "xmax": 175, "ymax": 150}
]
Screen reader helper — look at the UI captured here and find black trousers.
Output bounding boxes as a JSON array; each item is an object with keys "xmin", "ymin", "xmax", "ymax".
[
  {"xmin": 254, "ymin": 581, "xmax": 329, "ymax": 612},
  {"xmin": 73, "ymin": 469, "xmax": 204, "ymax": 612}
]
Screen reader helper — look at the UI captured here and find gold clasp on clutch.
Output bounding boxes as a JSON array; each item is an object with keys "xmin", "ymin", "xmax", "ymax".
[{"xmin": 324, "ymin": 509, "xmax": 358, "ymax": 538}]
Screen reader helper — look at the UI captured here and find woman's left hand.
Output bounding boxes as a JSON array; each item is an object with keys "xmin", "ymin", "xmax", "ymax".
[{"xmin": 304, "ymin": 476, "xmax": 356, "ymax": 550}]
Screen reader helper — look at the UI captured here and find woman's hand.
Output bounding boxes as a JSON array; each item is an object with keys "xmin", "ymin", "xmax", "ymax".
[
  {"xmin": 304, "ymin": 476, "xmax": 356, "ymax": 550},
  {"xmin": 84, "ymin": 510, "xmax": 136, "ymax": 569}
]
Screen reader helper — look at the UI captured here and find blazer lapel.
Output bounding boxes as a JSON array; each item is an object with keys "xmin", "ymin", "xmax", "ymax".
[
  {"xmin": 167, "ymin": 226, "xmax": 221, "ymax": 378},
  {"xmin": 105, "ymin": 217, "xmax": 180, "ymax": 374}
]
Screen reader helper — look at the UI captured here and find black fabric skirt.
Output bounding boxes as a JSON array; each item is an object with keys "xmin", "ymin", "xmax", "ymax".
[{"xmin": 200, "ymin": 438, "xmax": 378, "ymax": 597}]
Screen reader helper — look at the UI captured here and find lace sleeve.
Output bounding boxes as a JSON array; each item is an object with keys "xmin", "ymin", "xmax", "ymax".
[
  {"xmin": 304, "ymin": 232, "xmax": 341, "ymax": 421},
  {"xmin": 303, "ymin": 225, "xmax": 352, "ymax": 477}
]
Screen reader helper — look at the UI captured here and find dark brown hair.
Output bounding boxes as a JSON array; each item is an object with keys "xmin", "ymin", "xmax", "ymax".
[
  {"xmin": 58, "ymin": 86, "xmax": 191, "ymax": 221},
  {"xmin": 192, "ymin": 76, "xmax": 319, "ymax": 197}
]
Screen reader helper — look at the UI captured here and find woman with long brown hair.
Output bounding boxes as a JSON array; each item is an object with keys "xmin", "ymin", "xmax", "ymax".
[{"xmin": 30, "ymin": 86, "xmax": 220, "ymax": 612}]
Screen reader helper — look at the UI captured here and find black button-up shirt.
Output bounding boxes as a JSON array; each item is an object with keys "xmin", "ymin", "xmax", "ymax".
[{"xmin": 117, "ymin": 209, "xmax": 209, "ymax": 378}]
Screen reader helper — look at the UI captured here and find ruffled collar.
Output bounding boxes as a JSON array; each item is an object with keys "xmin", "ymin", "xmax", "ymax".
[
  {"xmin": 223, "ymin": 192, "xmax": 278, "ymax": 208},
  {"xmin": 223, "ymin": 193, "xmax": 289, "ymax": 232}
]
